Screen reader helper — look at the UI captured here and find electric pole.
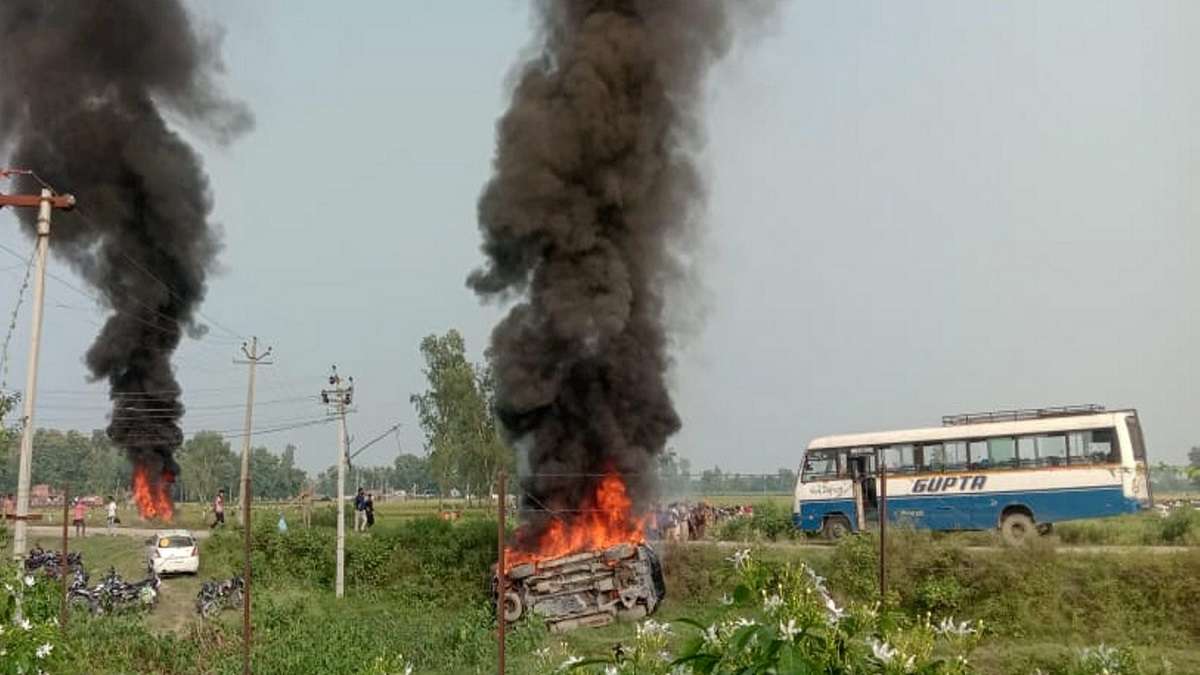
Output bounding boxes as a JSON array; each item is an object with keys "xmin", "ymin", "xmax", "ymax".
[
  {"xmin": 321, "ymin": 367, "xmax": 353, "ymax": 598},
  {"xmin": 1, "ymin": 176, "xmax": 76, "ymax": 559},
  {"xmin": 235, "ymin": 337, "xmax": 272, "ymax": 528}
]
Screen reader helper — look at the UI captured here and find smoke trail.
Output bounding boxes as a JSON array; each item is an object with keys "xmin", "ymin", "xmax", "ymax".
[
  {"xmin": 0, "ymin": 1, "xmax": 251, "ymax": 518},
  {"xmin": 472, "ymin": 0, "xmax": 773, "ymax": 547}
]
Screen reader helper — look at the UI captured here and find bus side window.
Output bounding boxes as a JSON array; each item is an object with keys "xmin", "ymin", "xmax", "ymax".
[
  {"xmin": 1037, "ymin": 434, "xmax": 1067, "ymax": 466},
  {"xmin": 1070, "ymin": 429, "xmax": 1117, "ymax": 464},
  {"xmin": 987, "ymin": 437, "xmax": 1017, "ymax": 469},
  {"xmin": 882, "ymin": 444, "xmax": 916, "ymax": 473},
  {"xmin": 919, "ymin": 443, "xmax": 944, "ymax": 472},
  {"xmin": 1017, "ymin": 437, "xmax": 1037, "ymax": 467},
  {"xmin": 944, "ymin": 441, "xmax": 968, "ymax": 471},
  {"xmin": 967, "ymin": 440, "xmax": 987, "ymax": 470}
]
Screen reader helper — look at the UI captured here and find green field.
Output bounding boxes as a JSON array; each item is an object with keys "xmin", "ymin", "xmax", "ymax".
[{"xmin": 4, "ymin": 500, "xmax": 1199, "ymax": 674}]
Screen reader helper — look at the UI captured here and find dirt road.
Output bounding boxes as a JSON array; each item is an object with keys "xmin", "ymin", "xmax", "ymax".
[{"xmin": 25, "ymin": 526, "xmax": 211, "ymax": 541}]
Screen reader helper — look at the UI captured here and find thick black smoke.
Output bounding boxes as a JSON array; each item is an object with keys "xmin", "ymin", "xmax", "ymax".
[
  {"xmin": 0, "ymin": 1, "xmax": 251, "ymax": 509},
  {"xmin": 472, "ymin": 0, "xmax": 770, "ymax": 546}
]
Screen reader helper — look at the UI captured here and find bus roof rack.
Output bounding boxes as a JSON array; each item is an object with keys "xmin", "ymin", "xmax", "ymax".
[{"xmin": 941, "ymin": 404, "xmax": 1106, "ymax": 427}]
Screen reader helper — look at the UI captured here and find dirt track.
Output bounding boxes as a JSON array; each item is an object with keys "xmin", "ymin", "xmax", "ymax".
[{"xmin": 25, "ymin": 526, "xmax": 211, "ymax": 541}]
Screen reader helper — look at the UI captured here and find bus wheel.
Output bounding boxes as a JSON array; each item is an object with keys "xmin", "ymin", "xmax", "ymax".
[
  {"xmin": 822, "ymin": 515, "xmax": 852, "ymax": 541},
  {"xmin": 1000, "ymin": 511, "xmax": 1035, "ymax": 545}
]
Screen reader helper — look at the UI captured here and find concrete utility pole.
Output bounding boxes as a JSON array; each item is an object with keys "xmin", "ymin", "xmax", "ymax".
[
  {"xmin": 235, "ymin": 337, "xmax": 272, "ymax": 528},
  {"xmin": 1, "ymin": 178, "xmax": 76, "ymax": 559},
  {"xmin": 321, "ymin": 367, "xmax": 353, "ymax": 598}
]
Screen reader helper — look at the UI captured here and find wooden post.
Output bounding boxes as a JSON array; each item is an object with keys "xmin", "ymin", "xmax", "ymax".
[
  {"xmin": 496, "ymin": 470, "xmax": 507, "ymax": 675},
  {"xmin": 242, "ymin": 475, "xmax": 252, "ymax": 675},
  {"xmin": 60, "ymin": 483, "xmax": 69, "ymax": 630},
  {"xmin": 877, "ymin": 448, "xmax": 887, "ymax": 603}
]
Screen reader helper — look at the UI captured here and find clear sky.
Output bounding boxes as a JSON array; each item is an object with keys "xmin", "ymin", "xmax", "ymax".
[{"xmin": 2, "ymin": 1, "xmax": 1197, "ymax": 474}]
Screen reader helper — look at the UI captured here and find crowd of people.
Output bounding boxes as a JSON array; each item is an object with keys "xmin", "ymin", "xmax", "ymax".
[{"xmin": 646, "ymin": 501, "xmax": 753, "ymax": 542}]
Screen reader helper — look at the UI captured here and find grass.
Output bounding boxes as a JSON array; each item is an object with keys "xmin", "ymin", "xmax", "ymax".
[{"xmin": 11, "ymin": 502, "xmax": 1200, "ymax": 674}]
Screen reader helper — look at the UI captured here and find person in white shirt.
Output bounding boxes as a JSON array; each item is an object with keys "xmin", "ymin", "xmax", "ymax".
[{"xmin": 105, "ymin": 496, "xmax": 118, "ymax": 535}]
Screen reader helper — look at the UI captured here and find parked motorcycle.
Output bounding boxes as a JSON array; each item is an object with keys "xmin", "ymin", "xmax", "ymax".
[{"xmin": 195, "ymin": 576, "xmax": 244, "ymax": 618}]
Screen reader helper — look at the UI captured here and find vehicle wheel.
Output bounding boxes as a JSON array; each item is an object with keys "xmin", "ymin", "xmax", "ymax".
[
  {"xmin": 822, "ymin": 514, "xmax": 852, "ymax": 541},
  {"xmin": 1000, "ymin": 511, "xmax": 1035, "ymax": 545},
  {"xmin": 502, "ymin": 591, "xmax": 523, "ymax": 622},
  {"xmin": 201, "ymin": 599, "xmax": 220, "ymax": 619}
]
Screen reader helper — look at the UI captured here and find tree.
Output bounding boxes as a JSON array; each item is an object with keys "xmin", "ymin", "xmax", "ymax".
[
  {"xmin": 176, "ymin": 432, "xmax": 236, "ymax": 504},
  {"xmin": 393, "ymin": 453, "xmax": 435, "ymax": 494},
  {"xmin": 410, "ymin": 330, "xmax": 512, "ymax": 502},
  {"xmin": 1189, "ymin": 446, "xmax": 1200, "ymax": 488}
]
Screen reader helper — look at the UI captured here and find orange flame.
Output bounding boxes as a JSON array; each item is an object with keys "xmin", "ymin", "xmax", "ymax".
[
  {"xmin": 505, "ymin": 473, "xmax": 644, "ymax": 571},
  {"xmin": 132, "ymin": 463, "xmax": 174, "ymax": 522}
]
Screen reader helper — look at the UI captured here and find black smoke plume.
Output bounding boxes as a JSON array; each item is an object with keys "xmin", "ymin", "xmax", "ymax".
[
  {"xmin": 0, "ymin": 1, "xmax": 251, "ymax": 515},
  {"xmin": 471, "ymin": 0, "xmax": 771, "ymax": 547}
]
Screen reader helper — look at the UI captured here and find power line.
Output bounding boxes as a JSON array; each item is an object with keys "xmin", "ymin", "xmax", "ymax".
[
  {"xmin": 71, "ymin": 206, "xmax": 248, "ymax": 343},
  {"xmin": 0, "ymin": 240, "xmax": 36, "ymax": 391}
]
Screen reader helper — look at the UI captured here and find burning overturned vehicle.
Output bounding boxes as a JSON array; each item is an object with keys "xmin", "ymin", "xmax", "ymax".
[{"xmin": 495, "ymin": 475, "xmax": 666, "ymax": 632}]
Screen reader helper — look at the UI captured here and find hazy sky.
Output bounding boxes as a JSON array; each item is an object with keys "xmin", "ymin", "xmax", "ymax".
[{"xmin": 1, "ymin": 1, "xmax": 1197, "ymax": 474}]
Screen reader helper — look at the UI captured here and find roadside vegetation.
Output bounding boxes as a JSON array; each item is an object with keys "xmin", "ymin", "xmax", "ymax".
[{"xmin": 2, "ymin": 503, "xmax": 1196, "ymax": 674}]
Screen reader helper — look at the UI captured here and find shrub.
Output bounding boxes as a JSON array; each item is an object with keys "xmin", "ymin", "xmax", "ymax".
[{"xmin": 565, "ymin": 547, "xmax": 982, "ymax": 673}]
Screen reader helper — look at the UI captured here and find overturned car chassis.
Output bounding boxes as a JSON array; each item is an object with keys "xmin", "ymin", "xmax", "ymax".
[{"xmin": 496, "ymin": 542, "xmax": 666, "ymax": 633}]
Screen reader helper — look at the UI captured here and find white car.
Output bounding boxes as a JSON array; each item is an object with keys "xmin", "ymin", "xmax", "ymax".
[{"xmin": 148, "ymin": 530, "xmax": 200, "ymax": 575}]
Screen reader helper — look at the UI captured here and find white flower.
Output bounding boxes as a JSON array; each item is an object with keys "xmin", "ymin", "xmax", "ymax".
[
  {"xmin": 604, "ymin": 666, "xmax": 618, "ymax": 675},
  {"xmin": 703, "ymin": 623, "xmax": 722, "ymax": 647},
  {"xmin": 733, "ymin": 617, "xmax": 758, "ymax": 628},
  {"xmin": 867, "ymin": 637, "xmax": 897, "ymax": 664},
  {"xmin": 779, "ymin": 618, "xmax": 801, "ymax": 640},
  {"xmin": 823, "ymin": 596, "xmax": 845, "ymax": 624},
  {"xmin": 726, "ymin": 548, "xmax": 752, "ymax": 570},
  {"xmin": 558, "ymin": 655, "xmax": 583, "ymax": 671},
  {"xmin": 658, "ymin": 650, "xmax": 672, "ymax": 662},
  {"xmin": 3, "ymin": 583, "xmax": 12, "ymax": 593},
  {"xmin": 19, "ymin": 618, "xmax": 32, "ymax": 631},
  {"xmin": 23, "ymin": 575, "xmax": 35, "ymax": 588},
  {"xmin": 534, "ymin": 647, "xmax": 552, "ymax": 659},
  {"xmin": 637, "ymin": 619, "xmax": 672, "ymax": 639},
  {"xmin": 36, "ymin": 643, "xmax": 53, "ymax": 659},
  {"xmin": 936, "ymin": 617, "xmax": 975, "ymax": 637},
  {"xmin": 762, "ymin": 593, "xmax": 783, "ymax": 613},
  {"xmin": 720, "ymin": 592, "xmax": 734, "ymax": 606}
]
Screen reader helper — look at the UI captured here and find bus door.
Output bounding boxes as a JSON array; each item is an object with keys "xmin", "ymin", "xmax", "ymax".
[{"xmin": 847, "ymin": 450, "xmax": 877, "ymax": 530}]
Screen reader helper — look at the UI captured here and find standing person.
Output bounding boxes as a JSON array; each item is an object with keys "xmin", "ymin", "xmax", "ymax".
[
  {"xmin": 354, "ymin": 487, "xmax": 367, "ymax": 532},
  {"xmin": 72, "ymin": 498, "xmax": 87, "ymax": 538},
  {"xmin": 365, "ymin": 493, "xmax": 375, "ymax": 529},
  {"xmin": 298, "ymin": 483, "xmax": 313, "ymax": 529},
  {"xmin": 105, "ymin": 496, "xmax": 118, "ymax": 535},
  {"xmin": 212, "ymin": 490, "xmax": 226, "ymax": 528}
]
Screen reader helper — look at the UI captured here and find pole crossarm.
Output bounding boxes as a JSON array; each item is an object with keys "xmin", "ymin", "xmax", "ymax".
[{"xmin": 0, "ymin": 193, "xmax": 76, "ymax": 210}]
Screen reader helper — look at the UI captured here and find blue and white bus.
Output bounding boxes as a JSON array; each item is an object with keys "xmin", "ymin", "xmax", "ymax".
[{"xmin": 793, "ymin": 406, "xmax": 1151, "ymax": 542}]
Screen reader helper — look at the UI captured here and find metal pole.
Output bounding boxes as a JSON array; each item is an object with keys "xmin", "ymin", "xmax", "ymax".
[
  {"xmin": 235, "ymin": 338, "xmax": 271, "ymax": 528},
  {"xmin": 877, "ymin": 448, "xmax": 887, "ymax": 602},
  {"xmin": 12, "ymin": 190, "xmax": 53, "ymax": 560},
  {"xmin": 60, "ymin": 482, "xmax": 69, "ymax": 630},
  {"xmin": 238, "ymin": 337, "xmax": 258, "ymax": 528},
  {"xmin": 242, "ymin": 474, "xmax": 252, "ymax": 675},
  {"xmin": 335, "ymin": 382, "xmax": 347, "ymax": 598},
  {"xmin": 497, "ymin": 470, "xmax": 506, "ymax": 675}
]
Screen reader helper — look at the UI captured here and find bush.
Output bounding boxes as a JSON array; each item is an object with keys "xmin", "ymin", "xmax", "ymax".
[
  {"xmin": 714, "ymin": 500, "xmax": 799, "ymax": 542},
  {"xmin": 1160, "ymin": 508, "xmax": 1200, "ymax": 544},
  {"xmin": 202, "ymin": 514, "xmax": 498, "ymax": 603}
]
